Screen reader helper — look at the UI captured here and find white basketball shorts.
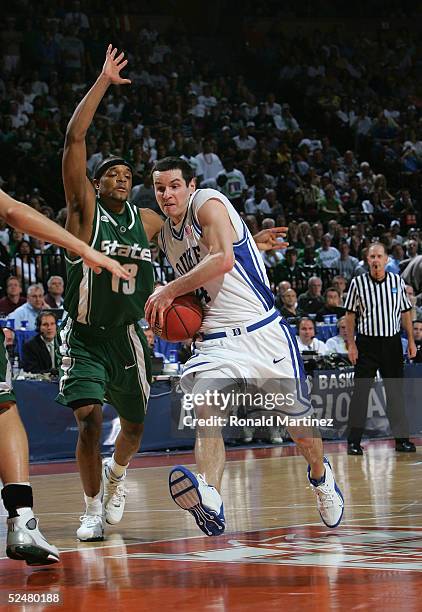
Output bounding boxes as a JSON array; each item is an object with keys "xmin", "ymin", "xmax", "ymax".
[{"xmin": 180, "ymin": 309, "xmax": 313, "ymax": 417}]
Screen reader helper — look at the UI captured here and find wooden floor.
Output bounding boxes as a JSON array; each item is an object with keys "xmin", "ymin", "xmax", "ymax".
[{"xmin": 1, "ymin": 440, "xmax": 422, "ymax": 611}]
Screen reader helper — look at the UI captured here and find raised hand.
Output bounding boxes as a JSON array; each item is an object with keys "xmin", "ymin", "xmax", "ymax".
[
  {"xmin": 101, "ymin": 44, "xmax": 131, "ymax": 86},
  {"xmin": 253, "ymin": 227, "xmax": 289, "ymax": 252}
]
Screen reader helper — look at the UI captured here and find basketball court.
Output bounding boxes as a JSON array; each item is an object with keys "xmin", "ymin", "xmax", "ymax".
[{"xmin": 1, "ymin": 440, "xmax": 421, "ymax": 611}]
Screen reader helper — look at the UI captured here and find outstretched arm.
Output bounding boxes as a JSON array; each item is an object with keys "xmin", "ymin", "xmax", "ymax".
[
  {"xmin": 0, "ymin": 190, "xmax": 129, "ymax": 278},
  {"xmin": 63, "ymin": 45, "xmax": 131, "ymax": 244}
]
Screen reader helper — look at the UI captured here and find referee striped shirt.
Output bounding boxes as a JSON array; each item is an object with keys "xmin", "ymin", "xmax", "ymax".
[{"xmin": 344, "ymin": 272, "xmax": 412, "ymax": 336}]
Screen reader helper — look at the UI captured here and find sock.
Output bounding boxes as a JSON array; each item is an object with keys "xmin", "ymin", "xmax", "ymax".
[
  {"xmin": 1, "ymin": 484, "xmax": 33, "ymax": 518},
  {"xmin": 109, "ymin": 454, "xmax": 128, "ymax": 479},
  {"xmin": 309, "ymin": 469, "xmax": 326, "ymax": 487},
  {"xmin": 84, "ymin": 488, "xmax": 103, "ymax": 516}
]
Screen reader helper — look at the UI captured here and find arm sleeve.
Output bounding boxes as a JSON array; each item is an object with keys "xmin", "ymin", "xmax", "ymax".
[
  {"xmin": 344, "ymin": 278, "xmax": 359, "ymax": 312},
  {"xmin": 22, "ymin": 341, "xmax": 42, "ymax": 373},
  {"xmin": 400, "ymin": 277, "xmax": 413, "ymax": 312}
]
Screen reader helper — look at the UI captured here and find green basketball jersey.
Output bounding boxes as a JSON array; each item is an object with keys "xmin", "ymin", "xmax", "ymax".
[{"xmin": 64, "ymin": 199, "xmax": 154, "ymax": 328}]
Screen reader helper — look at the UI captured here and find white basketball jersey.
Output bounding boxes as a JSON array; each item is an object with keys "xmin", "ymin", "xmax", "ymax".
[{"xmin": 158, "ymin": 189, "xmax": 275, "ymax": 332}]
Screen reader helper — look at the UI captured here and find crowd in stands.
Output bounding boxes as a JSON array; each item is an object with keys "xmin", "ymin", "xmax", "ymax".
[{"xmin": 1, "ymin": 2, "xmax": 422, "ymax": 363}]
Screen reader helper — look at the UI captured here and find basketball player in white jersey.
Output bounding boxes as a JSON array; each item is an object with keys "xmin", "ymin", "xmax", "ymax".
[{"xmin": 145, "ymin": 157, "xmax": 344, "ymax": 536}]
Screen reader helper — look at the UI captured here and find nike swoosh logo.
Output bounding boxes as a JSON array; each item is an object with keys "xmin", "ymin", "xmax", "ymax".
[
  {"xmin": 273, "ymin": 357, "xmax": 286, "ymax": 364},
  {"xmin": 125, "ymin": 363, "xmax": 136, "ymax": 370}
]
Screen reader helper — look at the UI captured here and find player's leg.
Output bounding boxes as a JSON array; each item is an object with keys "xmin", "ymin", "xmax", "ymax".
[
  {"xmin": 101, "ymin": 416, "xmax": 144, "ymax": 526},
  {"xmin": 101, "ymin": 323, "xmax": 150, "ymax": 525},
  {"xmin": 74, "ymin": 403, "xmax": 104, "ymax": 497},
  {"xmin": 271, "ymin": 319, "xmax": 344, "ymax": 528},
  {"xmin": 72, "ymin": 402, "xmax": 104, "ymax": 541},
  {"xmin": 288, "ymin": 426, "xmax": 325, "ymax": 480},
  {"xmin": 0, "ymin": 402, "xmax": 59, "ymax": 565},
  {"xmin": 56, "ymin": 321, "xmax": 108, "ymax": 540},
  {"xmin": 169, "ymin": 374, "xmax": 234, "ymax": 536}
]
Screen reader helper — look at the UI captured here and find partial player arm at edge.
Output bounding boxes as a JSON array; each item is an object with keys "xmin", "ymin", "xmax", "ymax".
[
  {"xmin": 139, "ymin": 208, "xmax": 165, "ymax": 242},
  {"xmin": 401, "ymin": 309, "xmax": 416, "ymax": 359},
  {"xmin": 253, "ymin": 227, "xmax": 289, "ymax": 251},
  {"xmin": 145, "ymin": 199, "xmax": 235, "ymax": 328},
  {"xmin": 0, "ymin": 190, "xmax": 129, "ymax": 278},
  {"xmin": 345, "ymin": 311, "xmax": 358, "ymax": 365}
]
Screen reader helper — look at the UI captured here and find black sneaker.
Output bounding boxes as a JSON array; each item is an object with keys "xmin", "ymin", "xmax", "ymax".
[
  {"xmin": 395, "ymin": 440, "xmax": 416, "ymax": 453},
  {"xmin": 347, "ymin": 442, "xmax": 364, "ymax": 456}
]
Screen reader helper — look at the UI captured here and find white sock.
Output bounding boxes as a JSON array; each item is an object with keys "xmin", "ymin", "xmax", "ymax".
[
  {"xmin": 84, "ymin": 489, "xmax": 103, "ymax": 515},
  {"xmin": 16, "ymin": 506, "xmax": 33, "ymax": 518},
  {"xmin": 4, "ymin": 482, "xmax": 31, "ymax": 486},
  {"xmin": 109, "ymin": 454, "xmax": 128, "ymax": 479}
]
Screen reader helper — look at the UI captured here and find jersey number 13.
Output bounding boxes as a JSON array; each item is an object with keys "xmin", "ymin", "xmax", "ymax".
[{"xmin": 111, "ymin": 263, "xmax": 138, "ymax": 295}]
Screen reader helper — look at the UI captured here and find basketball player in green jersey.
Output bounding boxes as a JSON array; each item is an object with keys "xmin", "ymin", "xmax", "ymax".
[
  {"xmin": 0, "ymin": 188, "xmax": 128, "ymax": 565},
  {"xmin": 57, "ymin": 46, "xmax": 163, "ymax": 541}
]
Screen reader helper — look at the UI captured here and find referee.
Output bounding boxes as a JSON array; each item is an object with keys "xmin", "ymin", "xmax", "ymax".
[{"xmin": 344, "ymin": 242, "xmax": 416, "ymax": 455}]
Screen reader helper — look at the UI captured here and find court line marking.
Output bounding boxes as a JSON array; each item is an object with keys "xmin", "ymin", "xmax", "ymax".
[
  {"xmin": 1, "ymin": 502, "xmax": 422, "ymax": 519},
  {"xmin": 2, "ymin": 511, "xmax": 422, "ymax": 559}
]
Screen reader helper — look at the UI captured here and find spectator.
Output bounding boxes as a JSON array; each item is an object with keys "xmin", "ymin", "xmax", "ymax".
[
  {"xmin": 0, "ymin": 276, "xmax": 25, "ymax": 315},
  {"xmin": 216, "ymin": 158, "xmax": 248, "ymax": 209},
  {"xmin": 9, "ymin": 283, "xmax": 45, "ymax": 330},
  {"xmin": 385, "ymin": 244, "xmax": 405, "ymax": 275},
  {"xmin": 316, "ymin": 287, "xmax": 346, "ymax": 322},
  {"xmin": 333, "ymin": 241, "xmax": 359, "ymax": 280},
  {"xmin": 233, "ymin": 126, "xmax": 256, "ymax": 151},
  {"xmin": 44, "ymin": 275, "xmax": 64, "ymax": 308},
  {"xmin": 354, "ymin": 248, "xmax": 369, "ymax": 276},
  {"xmin": 332, "ymin": 275, "xmax": 347, "ymax": 302},
  {"xmin": 412, "ymin": 320, "xmax": 422, "ymax": 363},
  {"xmin": 244, "ymin": 187, "xmax": 272, "ymax": 215},
  {"xmin": 297, "ymin": 276, "xmax": 324, "ymax": 315},
  {"xmin": 273, "ymin": 247, "xmax": 305, "ymax": 288},
  {"xmin": 11, "ymin": 239, "xmax": 38, "ymax": 291},
  {"xmin": 130, "ymin": 174, "xmax": 160, "ymax": 212},
  {"xmin": 326, "ymin": 316, "xmax": 349, "ymax": 354},
  {"xmin": 279, "ymin": 288, "xmax": 299, "ymax": 319},
  {"xmin": 317, "ymin": 184, "xmax": 346, "ymax": 224},
  {"xmin": 296, "ymin": 318, "xmax": 328, "ymax": 355},
  {"xmin": 22, "ymin": 312, "xmax": 57, "ymax": 373},
  {"xmin": 404, "ymin": 285, "xmax": 422, "ymax": 322},
  {"xmin": 195, "ymin": 140, "xmax": 224, "ymax": 182},
  {"xmin": 316, "ymin": 234, "xmax": 341, "ymax": 269},
  {"xmin": 274, "ymin": 280, "xmax": 291, "ymax": 310}
]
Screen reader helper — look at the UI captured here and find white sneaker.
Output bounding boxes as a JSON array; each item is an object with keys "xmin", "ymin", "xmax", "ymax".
[
  {"xmin": 102, "ymin": 459, "xmax": 127, "ymax": 525},
  {"xmin": 169, "ymin": 465, "xmax": 225, "ymax": 536},
  {"xmin": 6, "ymin": 509, "xmax": 60, "ymax": 565},
  {"xmin": 308, "ymin": 457, "xmax": 344, "ymax": 528},
  {"xmin": 77, "ymin": 514, "xmax": 104, "ymax": 541}
]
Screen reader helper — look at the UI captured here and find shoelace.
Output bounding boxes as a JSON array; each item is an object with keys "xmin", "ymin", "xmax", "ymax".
[
  {"xmin": 197, "ymin": 473, "xmax": 209, "ymax": 487},
  {"xmin": 79, "ymin": 514, "xmax": 102, "ymax": 527},
  {"xmin": 110, "ymin": 481, "xmax": 127, "ymax": 506},
  {"xmin": 105, "ymin": 466, "xmax": 127, "ymax": 505},
  {"xmin": 314, "ymin": 487, "xmax": 336, "ymax": 508}
]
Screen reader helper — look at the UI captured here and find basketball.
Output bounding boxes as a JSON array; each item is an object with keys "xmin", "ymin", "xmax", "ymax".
[{"xmin": 160, "ymin": 294, "xmax": 203, "ymax": 342}]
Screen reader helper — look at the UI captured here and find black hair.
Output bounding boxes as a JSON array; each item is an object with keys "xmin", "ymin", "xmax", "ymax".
[{"xmin": 151, "ymin": 156, "xmax": 195, "ymax": 185}]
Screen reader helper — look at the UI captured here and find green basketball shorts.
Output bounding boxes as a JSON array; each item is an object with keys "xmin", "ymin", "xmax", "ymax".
[
  {"xmin": 56, "ymin": 319, "xmax": 152, "ymax": 424},
  {"xmin": 0, "ymin": 328, "xmax": 16, "ymax": 407}
]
